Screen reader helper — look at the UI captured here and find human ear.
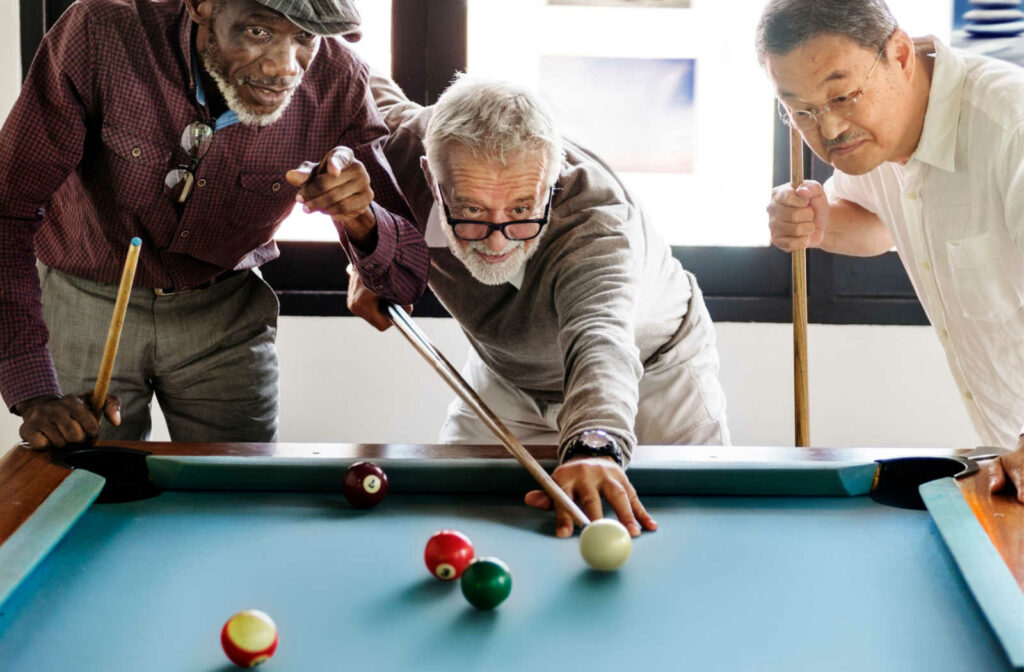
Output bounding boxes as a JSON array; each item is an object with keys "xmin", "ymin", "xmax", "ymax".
[{"xmin": 184, "ymin": 0, "xmax": 214, "ymax": 26}]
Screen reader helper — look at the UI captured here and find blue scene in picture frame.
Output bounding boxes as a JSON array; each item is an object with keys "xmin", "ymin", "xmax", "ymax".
[
  {"xmin": 951, "ymin": 0, "xmax": 1024, "ymax": 66},
  {"xmin": 539, "ymin": 56, "xmax": 696, "ymax": 174}
]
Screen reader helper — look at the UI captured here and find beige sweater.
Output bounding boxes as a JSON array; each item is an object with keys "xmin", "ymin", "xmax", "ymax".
[{"xmin": 371, "ymin": 75, "xmax": 703, "ymax": 460}]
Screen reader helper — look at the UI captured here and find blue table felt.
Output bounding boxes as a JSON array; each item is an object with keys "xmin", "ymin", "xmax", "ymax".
[{"xmin": 0, "ymin": 488, "xmax": 1011, "ymax": 672}]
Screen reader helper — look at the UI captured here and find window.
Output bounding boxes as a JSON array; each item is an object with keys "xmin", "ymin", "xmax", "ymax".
[
  {"xmin": 19, "ymin": 0, "xmax": 955, "ymax": 325},
  {"xmin": 274, "ymin": 0, "xmax": 393, "ymax": 242}
]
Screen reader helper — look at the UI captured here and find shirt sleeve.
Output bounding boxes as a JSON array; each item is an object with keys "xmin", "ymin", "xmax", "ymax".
[
  {"xmin": 550, "ymin": 169, "xmax": 645, "ymax": 465},
  {"xmin": 332, "ymin": 65, "xmax": 429, "ymax": 306},
  {"xmin": 0, "ymin": 5, "xmax": 95, "ymax": 409},
  {"xmin": 1001, "ymin": 123, "xmax": 1024, "ymax": 438}
]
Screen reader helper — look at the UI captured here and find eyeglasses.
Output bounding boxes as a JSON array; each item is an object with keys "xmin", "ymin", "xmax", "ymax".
[
  {"xmin": 164, "ymin": 122, "xmax": 214, "ymax": 204},
  {"xmin": 439, "ymin": 185, "xmax": 555, "ymax": 241},
  {"xmin": 778, "ymin": 44, "xmax": 885, "ymax": 131}
]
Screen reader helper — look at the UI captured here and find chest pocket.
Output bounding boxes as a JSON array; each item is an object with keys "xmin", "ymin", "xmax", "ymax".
[
  {"xmin": 946, "ymin": 231, "xmax": 1024, "ymax": 322},
  {"xmin": 229, "ymin": 170, "xmax": 301, "ymax": 230},
  {"xmin": 99, "ymin": 124, "xmax": 172, "ymax": 212}
]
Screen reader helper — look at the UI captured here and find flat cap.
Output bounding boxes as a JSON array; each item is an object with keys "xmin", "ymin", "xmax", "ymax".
[{"xmin": 254, "ymin": 0, "xmax": 362, "ymax": 39}]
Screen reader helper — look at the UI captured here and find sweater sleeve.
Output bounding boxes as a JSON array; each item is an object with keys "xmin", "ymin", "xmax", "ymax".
[{"xmin": 550, "ymin": 167, "xmax": 645, "ymax": 465}]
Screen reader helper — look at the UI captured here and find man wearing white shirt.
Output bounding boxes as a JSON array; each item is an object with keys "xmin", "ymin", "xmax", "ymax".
[{"xmin": 759, "ymin": 0, "xmax": 1024, "ymax": 500}]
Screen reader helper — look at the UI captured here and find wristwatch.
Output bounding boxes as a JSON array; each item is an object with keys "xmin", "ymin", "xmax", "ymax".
[{"xmin": 562, "ymin": 429, "xmax": 623, "ymax": 466}]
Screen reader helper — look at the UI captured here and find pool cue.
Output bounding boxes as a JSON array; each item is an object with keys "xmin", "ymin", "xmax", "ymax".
[
  {"xmin": 791, "ymin": 127, "xmax": 810, "ymax": 447},
  {"xmin": 385, "ymin": 303, "xmax": 591, "ymax": 529},
  {"xmin": 91, "ymin": 237, "xmax": 141, "ymax": 416}
]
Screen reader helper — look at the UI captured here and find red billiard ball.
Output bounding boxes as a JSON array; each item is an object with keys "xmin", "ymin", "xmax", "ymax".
[
  {"xmin": 221, "ymin": 609, "xmax": 278, "ymax": 667},
  {"xmin": 342, "ymin": 461, "xmax": 388, "ymax": 508},
  {"xmin": 424, "ymin": 529, "xmax": 475, "ymax": 581}
]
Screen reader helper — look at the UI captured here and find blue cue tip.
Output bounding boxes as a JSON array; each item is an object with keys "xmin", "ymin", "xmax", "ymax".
[{"xmin": 130, "ymin": 237, "xmax": 142, "ymax": 247}]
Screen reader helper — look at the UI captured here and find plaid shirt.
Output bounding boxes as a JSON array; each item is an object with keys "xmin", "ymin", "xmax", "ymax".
[{"xmin": 0, "ymin": 0, "xmax": 429, "ymax": 410}]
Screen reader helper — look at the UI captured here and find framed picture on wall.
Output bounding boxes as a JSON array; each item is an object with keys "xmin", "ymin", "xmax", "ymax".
[
  {"xmin": 951, "ymin": 0, "xmax": 1024, "ymax": 66},
  {"xmin": 539, "ymin": 56, "xmax": 696, "ymax": 173}
]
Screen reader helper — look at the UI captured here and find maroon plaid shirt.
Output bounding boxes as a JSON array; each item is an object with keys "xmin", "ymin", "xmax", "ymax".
[{"xmin": 0, "ymin": 0, "xmax": 429, "ymax": 410}]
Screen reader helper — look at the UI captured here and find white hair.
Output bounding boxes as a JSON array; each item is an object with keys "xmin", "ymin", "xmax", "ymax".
[{"xmin": 425, "ymin": 73, "xmax": 564, "ymax": 186}]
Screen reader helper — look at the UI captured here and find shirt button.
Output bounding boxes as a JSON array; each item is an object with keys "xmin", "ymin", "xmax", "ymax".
[
  {"xmin": 940, "ymin": 328, "xmax": 949, "ymax": 338},
  {"xmin": 921, "ymin": 261, "xmax": 931, "ymax": 271},
  {"xmin": 197, "ymin": 178, "xmax": 207, "ymax": 188},
  {"xmin": 272, "ymin": 182, "xmax": 281, "ymax": 192},
  {"xmin": 964, "ymin": 390, "xmax": 974, "ymax": 401},
  {"xmin": 180, "ymin": 230, "xmax": 190, "ymax": 239},
  {"xmin": 131, "ymin": 147, "xmax": 142, "ymax": 158},
  {"xmin": 906, "ymin": 191, "xmax": 918, "ymax": 199}
]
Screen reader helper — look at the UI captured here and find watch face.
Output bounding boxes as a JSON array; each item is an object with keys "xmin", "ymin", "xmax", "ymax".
[{"xmin": 580, "ymin": 430, "xmax": 613, "ymax": 448}]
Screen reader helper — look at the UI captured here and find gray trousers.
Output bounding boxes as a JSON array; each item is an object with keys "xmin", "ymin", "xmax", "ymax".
[{"xmin": 40, "ymin": 265, "xmax": 280, "ymax": 442}]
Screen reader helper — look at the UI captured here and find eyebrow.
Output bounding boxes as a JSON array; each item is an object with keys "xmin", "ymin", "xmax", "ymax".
[
  {"xmin": 451, "ymin": 195, "xmax": 536, "ymax": 206},
  {"xmin": 778, "ymin": 70, "xmax": 852, "ymax": 101}
]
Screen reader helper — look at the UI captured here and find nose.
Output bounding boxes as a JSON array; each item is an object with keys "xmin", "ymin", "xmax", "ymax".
[
  {"xmin": 483, "ymin": 228, "xmax": 509, "ymax": 253},
  {"xmin": 817, "ymin": 111, "xmax": 851, "ymax": 141},
  {"xmin": 262, "ymin": 40, "xmax": 302, "ymax": 80}
]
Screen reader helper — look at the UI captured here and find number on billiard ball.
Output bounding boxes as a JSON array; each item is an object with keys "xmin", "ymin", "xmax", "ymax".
[
  {"xmin": 342, "ymin": 461, "xmax": 388, "ymax": 508},
  {"xmin": 221, "ymin": 609, "xmax": 278, "ymax": 667},
  {"xmin": 424, "ymin": 529, "xmax": 475, "ymax": 580},
  {"xmin": 460, "ymin": 557, "xmax": 512, "ymax": 610}
]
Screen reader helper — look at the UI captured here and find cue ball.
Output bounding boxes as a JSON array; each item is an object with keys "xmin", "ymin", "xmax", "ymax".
[
  {"xmin": 579, "ymin": 519, "xmax": 632, "ymax": 571},
  {"xmin": 460, "ymin": 557, "xmax": 513, "ymax": 610},
  {"xmin": 424, "ymin": 529, "xmax": 475, "ymax": 580},
  {"xmin": 221, "ymin": 609, "xmax": 278, "ymax": 667},
  {"xmin": 342, "ymin": 461, "xmax": 389, "ymax": 508}
]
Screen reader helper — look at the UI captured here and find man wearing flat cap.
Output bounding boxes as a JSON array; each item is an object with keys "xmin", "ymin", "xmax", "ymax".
[{"xmin": 0, "ymin": 0, "xmax": 429, "ymax": 448}]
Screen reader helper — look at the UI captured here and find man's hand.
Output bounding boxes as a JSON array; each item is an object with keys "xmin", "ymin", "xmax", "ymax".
[
  {"xmin": 524, "ymin": 456, "xmax": 657, "ymax": 538},
  {"xmin": 286, "ymin": 146, "xmax": 378, "ymax": 248},
  {"xmin": 16, "ymin": 392, "xmax": 121, "ymax": 450},
  {"xmin": 986, "ymin": 436, "xmax": 1024, "ymax": 503},
  {"xmin": 345, "ymin": 265, "xmax": 411, "ymax": 331},
  {"xmin": 767, "ymin": 180, "xmax": 830, "ymax": 251}
]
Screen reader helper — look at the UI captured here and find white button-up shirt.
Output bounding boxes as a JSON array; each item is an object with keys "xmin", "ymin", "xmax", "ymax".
[{"xmin": 826, "ymin": 38, "xmax": 1024, "ymax": 448}]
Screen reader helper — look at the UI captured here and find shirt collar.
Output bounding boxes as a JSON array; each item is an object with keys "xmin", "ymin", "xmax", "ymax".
[
  {"xmin": 191, "ymin": 55, "xmax": 240, "ymax": 130},
  {"xmin": 910, "ymin": 37, "xmax": 966, "ymax": 172}
]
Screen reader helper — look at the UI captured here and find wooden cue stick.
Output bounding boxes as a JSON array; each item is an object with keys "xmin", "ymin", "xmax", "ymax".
[
  {"xmin": 385, "ymin": 303, "xmax": 591, "ymax": 528},
  {"xmin": 91, "ymin": 237, "xmax": 142, "ymax": 416},
  {"xmin": 790, "ymin": 127, "xmax": 810, "ymax": 447}
]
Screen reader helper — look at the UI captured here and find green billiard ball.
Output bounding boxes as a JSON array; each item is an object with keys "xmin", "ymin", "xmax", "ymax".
[{"xmin": 460, "ymin": 557, "xmax": 512, "ymax": 610}]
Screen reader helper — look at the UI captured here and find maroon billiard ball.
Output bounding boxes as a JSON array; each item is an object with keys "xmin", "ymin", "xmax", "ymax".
[
  {"xmin": 424, "ymin": 529, "xmax": 475, "ymax": 581},
  {"xmin": 342, "ymin": 461, "xmax": 388, "ymax": 508}
]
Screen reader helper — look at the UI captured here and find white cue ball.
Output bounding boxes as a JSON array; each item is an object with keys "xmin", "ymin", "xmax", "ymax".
[{"xmin": 579, "ymin": 519, "xmax": 632, "ymax": 571}]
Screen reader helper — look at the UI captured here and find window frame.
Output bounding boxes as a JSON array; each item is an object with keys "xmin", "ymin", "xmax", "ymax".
[{"xmin": 21, "ymin": 0, "xmax": 926, "ymax": 326}]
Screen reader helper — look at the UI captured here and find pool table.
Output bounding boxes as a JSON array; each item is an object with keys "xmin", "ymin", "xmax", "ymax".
[{"xmin": 0, "ymin": 442, "xmax": 1021, "ymax": 671}]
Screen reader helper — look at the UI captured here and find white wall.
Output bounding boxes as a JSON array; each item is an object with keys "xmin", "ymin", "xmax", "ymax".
[
  {"xmin": 132, "ymin": 318, "xmax": 975, "ymax": 450},
  {"xmin": 0, "ymin": 317, "xmax": 979, "ymax": 452},
  {"xmin": 266, "ymin": 319, "xmax": 977, "ymax": 449}
]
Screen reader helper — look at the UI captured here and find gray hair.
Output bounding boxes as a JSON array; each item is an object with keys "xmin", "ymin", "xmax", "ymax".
[
  {"xmin": 756, "ymin": 0, "xmax": 898, "ymax": 66},
  {"xmin": 425, "ymin": 74, "xmax": 564, "ymax": 187}
]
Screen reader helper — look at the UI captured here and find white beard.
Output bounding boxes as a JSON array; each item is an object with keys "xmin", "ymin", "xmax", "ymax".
[
  {"xmin": 443, "ymin": 224, "xmax": 546, "ymax": 286},
  {"xmin": 201, "ymin": 53, "xmax": 298, "ymax": 128}
]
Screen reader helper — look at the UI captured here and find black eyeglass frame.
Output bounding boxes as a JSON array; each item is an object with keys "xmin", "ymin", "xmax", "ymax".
[
  {"xmin": 439, "ymin": 185, "xmax": 555, "ymax": 241},
  {"xmin": 164, "ymin": 121, "xmax": 214, "ymax": 205}
]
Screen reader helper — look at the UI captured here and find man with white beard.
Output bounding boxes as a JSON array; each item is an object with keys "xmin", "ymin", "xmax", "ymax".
[
  {"xmin": 349, "ymin": 74, "xmax": 730, "ymax": 538},
  {"xmin": 0, "ymin": 0, "xmax": 428, "ymax": 447}
]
